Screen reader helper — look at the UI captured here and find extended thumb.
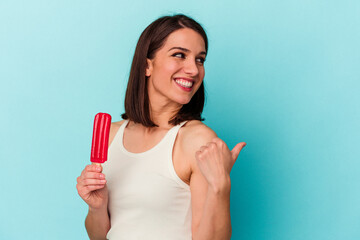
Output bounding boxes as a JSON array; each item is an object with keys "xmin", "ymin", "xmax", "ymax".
[{"xmin": 231, "ymin": 142, "xmax": 246, "ymax": 160}]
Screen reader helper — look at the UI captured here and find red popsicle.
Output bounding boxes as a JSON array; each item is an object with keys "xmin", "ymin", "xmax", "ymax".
[{"xmin": 90, "ymin": 112, "xmax": 112, "ymax": 164}]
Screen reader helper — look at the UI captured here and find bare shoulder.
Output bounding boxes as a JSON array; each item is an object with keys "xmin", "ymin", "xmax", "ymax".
[
  {"xmin": 180, "ymin": 120, "xmax": 218, "ymax": 171},
  {"xmin": 109, "ymin": 120, "xmax": 126, "ymax": 146},
  {"xmin": 182, "ymin": 120, "xmax": 218, "ymax": 146}
]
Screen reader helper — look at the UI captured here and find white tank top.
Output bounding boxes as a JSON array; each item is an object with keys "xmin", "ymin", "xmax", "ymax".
[{"xmin": 102, "ymin": 119, "xmax": 192, "ymax": 240}]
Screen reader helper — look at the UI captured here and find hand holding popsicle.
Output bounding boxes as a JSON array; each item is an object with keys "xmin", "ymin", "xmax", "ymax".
[
  {"xmin": 76, "ymin": 112, "xmax": 112, "ymax": 210},
  {"xmin": 76, "ymin": 164, "xmax": 109, "ymax": 210}
]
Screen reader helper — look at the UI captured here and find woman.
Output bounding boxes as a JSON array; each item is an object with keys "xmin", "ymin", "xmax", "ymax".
[{"xmin": 76, "ymin": 14, "xmax": 246, "ymax": 240}]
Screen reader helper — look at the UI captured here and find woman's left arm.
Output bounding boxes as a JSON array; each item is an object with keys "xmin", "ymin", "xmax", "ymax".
[{"xmin": 188, "ymin": 129, "xmax": 246, "ymax": 240}]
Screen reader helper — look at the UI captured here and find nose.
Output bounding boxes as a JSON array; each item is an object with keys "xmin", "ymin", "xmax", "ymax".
[{"xmin": 183, "ymin": 58, "xmax": 199, "ymax": 77}]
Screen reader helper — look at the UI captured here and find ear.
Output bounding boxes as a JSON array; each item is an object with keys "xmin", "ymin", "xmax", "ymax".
[{"xmin": 145, "ymin": 58, "xmax": 153, "ymax": 77}]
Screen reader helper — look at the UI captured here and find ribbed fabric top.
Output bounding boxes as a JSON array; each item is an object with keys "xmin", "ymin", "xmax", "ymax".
[{"xmin": 102, "ymin": 119, "xmax": 191, "ymax": 240}]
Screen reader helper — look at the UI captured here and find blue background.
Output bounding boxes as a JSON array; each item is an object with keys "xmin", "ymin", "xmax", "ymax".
[{"xmin": 1, "ymin": 0, "xmax": 359, "ymax": 239}]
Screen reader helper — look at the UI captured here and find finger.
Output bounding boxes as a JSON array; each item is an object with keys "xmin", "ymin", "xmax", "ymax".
[
  {"xmin": 89, "ymin": 164, "xmax": 102, "ymax": 172},
  {"xmin": 82, "ymin": 178, "xmax": 107, "ymax": 186},
  {"xmin": 86, "ymin": 164, "xmax": 102, "ymax": 172},
  {"xmin": 206, "ymin": 141, "xmax": 217, "ymax": 148},
  {"xmin": 212, "ymin": 138, "xmax": 228, "ymax": 150},
  {"xmin": 83, "ymin": 184, "xmax": 106, "ymax": 193},
  {"xmin": 231, "ymin": 142, "xmax": 247, "ymax": 161},
  {"xmin": 83, "ymin": 172, "xmax": 106, "ymax": 180},
  {"xmin": 77, "ymin": 182, "xmax": 105, "ymax": 196},
  {"xmin": 208, "ymin": 142, "xmax": 217, "ymax": 149},
  {"xmin": 82, "ymin": 164, "xmax": 102, "ymax": 177},
  {"xmin": 211, "ymin": 137, "xmax": 223, "ymax": 144},
  {"xmin": 199, "ymin": 146, "xmax": 207, "ymax": 152},
  {"xmin": 195, "ymin": 151, "xmax": 203, "ymax": 160}
]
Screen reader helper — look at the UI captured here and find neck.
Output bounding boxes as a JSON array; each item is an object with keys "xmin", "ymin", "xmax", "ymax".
[
  {"xmin": 148, "ymin": 99, "xmax": 182, "ymax": 129},
  {"xmin": 127, "ymin": 100, "xmax": 181, "ymax": 134},
  {"xmin": 147, "ymin": 88, "xmax": 182, "ymax": 129}
]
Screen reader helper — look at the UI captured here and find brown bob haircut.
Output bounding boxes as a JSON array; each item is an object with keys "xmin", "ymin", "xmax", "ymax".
[{"xmin": 121, "ymin": 14, "xmax": 208, "ymax": 127}]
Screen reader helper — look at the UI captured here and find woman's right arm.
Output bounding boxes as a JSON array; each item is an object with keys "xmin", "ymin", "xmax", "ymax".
[
  {"xmin": 85, "ymin": 203, "xmax": 110, "ymax": 240},
  {"xmin": 77, "ymin": 164, "xmax": 110, "ymax": 240},
  {"xmin": 77, "ymin": 121, "xmax": 122, "ymax": 239}
]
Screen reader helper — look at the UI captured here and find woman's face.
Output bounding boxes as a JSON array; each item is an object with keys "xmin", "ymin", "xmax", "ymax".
[{"xmin": 146, "ymin": 28, "xmax": 206, "ymax": 105}]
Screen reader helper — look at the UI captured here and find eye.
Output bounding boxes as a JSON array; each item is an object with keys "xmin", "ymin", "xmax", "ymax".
[
  {"xmin": 196, "ymin": 57, "xmax": 206, "ymax": 64},
  {"xmin": 172, "ymin": 52, "xmax": 185, "ymax": 58}
]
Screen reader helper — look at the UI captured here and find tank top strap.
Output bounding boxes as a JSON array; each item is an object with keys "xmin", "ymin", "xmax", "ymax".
[
  {"xmin": 162, "ymin": 120, "xmax": 188, "ymax": 151},
  {"xmin": 112, "ymin": 119, "xmax": 129, "ymax": 148},
  {"xmin": 178, "ymin": 120, "xmax": 188, "ymax": 128},
  {"xmin": 162, "ymin": 120, "xmax": 189, "ymax": 189},
  {"xmin": 168, "ymin": 120, "xmax": 188, "ymax": 136}
]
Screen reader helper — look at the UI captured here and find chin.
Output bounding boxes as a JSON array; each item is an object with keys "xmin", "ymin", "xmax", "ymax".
[{"xmin": 175, "ymin": 97, "xmax": 192, "ymax": 105}]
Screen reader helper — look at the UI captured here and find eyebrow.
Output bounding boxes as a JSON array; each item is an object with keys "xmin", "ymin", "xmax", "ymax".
[{"xmin": 168, "ymin": 47, "xmax": 206, "ymax": 56}]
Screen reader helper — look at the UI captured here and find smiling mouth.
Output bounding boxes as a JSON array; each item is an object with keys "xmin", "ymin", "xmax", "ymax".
[{"xmin": 174, "ymin": 78, "xmax": 194, "ymax": 89}]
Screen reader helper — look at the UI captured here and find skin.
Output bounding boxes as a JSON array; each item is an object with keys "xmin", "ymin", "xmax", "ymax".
[{"xmin": 76, "ymin": 28, "xmax": 246, "ymax": 240}]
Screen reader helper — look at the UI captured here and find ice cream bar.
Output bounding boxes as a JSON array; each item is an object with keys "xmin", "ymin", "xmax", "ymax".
[{"xmin": 90, "ymin": 112, "xmax": 112, "ymax": 164}]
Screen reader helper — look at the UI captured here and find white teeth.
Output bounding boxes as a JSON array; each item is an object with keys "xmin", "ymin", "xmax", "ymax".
[{"xmin": 175, "ymin": 79, "xmax": 193, "ymax": 88}]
